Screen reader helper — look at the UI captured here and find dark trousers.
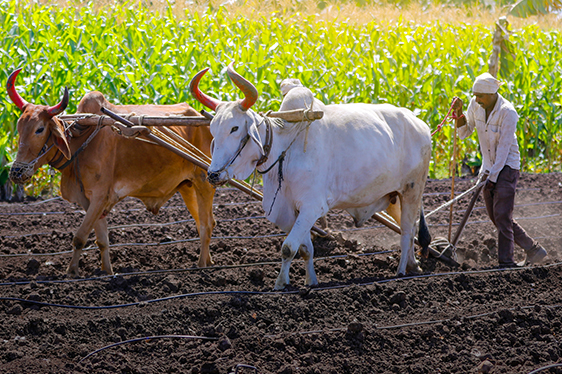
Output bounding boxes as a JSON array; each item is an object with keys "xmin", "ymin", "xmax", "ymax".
[{"xmin": 483, "ymin": 166, "xmax": 535, "ymax": 264}]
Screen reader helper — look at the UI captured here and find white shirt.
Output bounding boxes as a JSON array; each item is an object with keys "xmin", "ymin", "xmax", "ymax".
[{"xmin": 458, "ymin": 94, "xmax": 521, "ymax": 183}]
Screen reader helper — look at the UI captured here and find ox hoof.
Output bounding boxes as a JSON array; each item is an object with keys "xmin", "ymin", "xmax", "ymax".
[
  {"xmin": 305, "ymin": 276, "xmax": 318, "ymax": 287},
  {"xmin": 66, "ymin": 267, "xmax": 81, "ymax": 278},
  {"xmin": 197, "ymin": 259, "xmax": 215, "ymax": 268},
  {"xmin": 406, "ymin": 263, "xmax": 422, "ymax": 275},
  {"xmin": 274, "ymin": 281, "xmax": 289, "ymax": 291}
]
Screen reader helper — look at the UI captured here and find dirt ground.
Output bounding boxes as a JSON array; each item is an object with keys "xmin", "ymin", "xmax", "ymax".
[{"xmin": 1, "ymin": 172, "xmax": 561, "ymax": 374}]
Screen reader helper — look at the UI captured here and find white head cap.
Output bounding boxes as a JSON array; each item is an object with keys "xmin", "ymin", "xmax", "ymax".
[
  {"xmin": 472, "ymin": 73, "xmax": 503, "ymax": 94},
  {"xmin": 280, "ymin": 78, "xmax": 303, "ymax": 96}
]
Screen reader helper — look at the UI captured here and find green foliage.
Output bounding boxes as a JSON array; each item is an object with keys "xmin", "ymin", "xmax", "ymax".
[
  {"xmin": 0, "ymin": 1, "xmax": 560, "ymax": 196},
  {"xmin": 509, "ymin": 0, "xmax": 562, "ymax": 17}
]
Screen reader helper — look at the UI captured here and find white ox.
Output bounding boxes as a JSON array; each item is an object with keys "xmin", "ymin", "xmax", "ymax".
[{"xmin": 190, "ymin": 63, "xmax": 432, "ymax": 290}]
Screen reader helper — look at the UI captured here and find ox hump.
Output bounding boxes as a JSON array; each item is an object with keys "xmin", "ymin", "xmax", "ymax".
[
  {"xmin": 280, "ymin": 86, "xmax": 324, "ymax": 113},
  {"xmin": 77, "ymin": 91, "xmax": 110, "ymax": 114}
]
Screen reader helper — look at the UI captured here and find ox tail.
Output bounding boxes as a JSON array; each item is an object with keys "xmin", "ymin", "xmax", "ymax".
[{"xmin": 418, "ymin": 206, "xmax": 432, "ymax": 258}]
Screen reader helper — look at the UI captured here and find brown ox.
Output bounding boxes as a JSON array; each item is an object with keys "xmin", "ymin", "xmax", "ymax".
[{"xmin": 7, "ymin": 68, "xmax": 215, "ymax": 276}]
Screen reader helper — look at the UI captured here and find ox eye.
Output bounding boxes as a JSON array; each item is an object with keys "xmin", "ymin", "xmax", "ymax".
[
  {"xmin": 35, "ymin": 127, "xmax": 44, "ymax": 135},
  {"xmin": 230, "ymin": 126, "xmax": 239, "ymax": 134}
]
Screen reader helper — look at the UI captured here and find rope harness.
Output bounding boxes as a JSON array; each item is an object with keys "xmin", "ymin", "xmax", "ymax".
[
  {"xmin": 53, "ymin": 115, "xmax": 104, "ymax": 192},
  {"xmin": 9, "ymin": 115, "xmax": 84, "ymax": 184},
  {"xmin": 256, "ymin": 106, "xmax": 317, "ymax": 216},
  {"xmin": 431, "ymin": 97, "xmax": 463, "ymax": 137},
  {"xmin": 210, "ymin": 134, "xmax": 251, "ymax": 178},
  {"xmin": 9, "ymin": 132, "xmax": 54, "ymax": 183}
]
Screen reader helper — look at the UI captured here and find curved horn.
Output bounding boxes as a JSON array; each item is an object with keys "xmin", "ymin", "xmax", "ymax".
[
  {"xmin": 47, "ymin": 87, "xmax": 69, "ymax": 117},
  {"xmin": 227, "ymin": 62, "xmax": 258, "ymax": 111},
  {"xmin": 7, "ymin": 68, "xmax": 29, "ymax": 111},
  {"xmin": 189, "ymin": 68, "xmax": 222, "ymax": 111}
]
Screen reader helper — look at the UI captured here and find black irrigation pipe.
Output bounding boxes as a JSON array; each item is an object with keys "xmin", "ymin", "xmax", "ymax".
[
  {"xmin": 262, "ymin": 302, "xmax": 562, "ymax": 340},
  {"xmin": 78, "ymin": 313, "xmax": 562, "ymax": 370},
  {"xmin": 527, "ymin": 363, "xmax": 562, "ymax": 374},
  {"xmin": 0, "ymin": 289, "xmax": 301, "ymax": 310},
  {"xmin": 2, "ymin": 261, "xmax": 562, "ymax": 310},
  {"xmin": 2, "ymin": 191, "xmax": 557, "ymax": 218},
  {"xmin": 2, "ymin": 210, "xmax": 560, "ymax": 258},
  {"xmin": 0, "ymin": 215, "xmax": 269, "ymax": 239},
  {"xmin": 0, "ymin": 233, "xmax": 287, "ymax": 258},
  {"xmin": 19, "ymin": 186, "xmax": 545, "ymax": 207},
  {"xmin": 0, "ymin": 250, "xmax": 394, "ymax": 286},
  {"xmin": 77, "ymin": 335, "xmax": 218, "ymax": 364},
  {"xmin": 2, "ymin": 199, "xmax": 561, "ymax": 241},
  {"xmin": 0, "ymin": 200, "xmax": 264, "ymax": 217},
  {"xmin": 2, "ymin": 198, "xmax": 559, "ymax": 218}
]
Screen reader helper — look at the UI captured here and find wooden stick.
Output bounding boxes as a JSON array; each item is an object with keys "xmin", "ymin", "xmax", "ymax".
[
  {"xmin": 157, "ymin": 127, "xmax": 212, "ymax": 164},
  {"xmin": 448, "ymin": 119, "xmax": 458, "ymax": 242},
  {"xmin": 151, "ymin": 128, "xmax": 210, "ymax": 168},
  {"xmin": 58, "ymin": 114, "xmax": 211, "ymax": 127},
  {"xmin": 450, "ymin": 182, "xmax": 485, "ymax": 247},
  {"xmin": 266, "ymin": 109, "xmax": 324, "ymax": 122}
]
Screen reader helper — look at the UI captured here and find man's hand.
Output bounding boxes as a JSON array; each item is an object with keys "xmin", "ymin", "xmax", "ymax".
[
  {"xmin": 481, "ymin": 170, "xmax": 495, "ymax": 187},
  {"xmin": 452, "ymin": 97, "xmax": 463, "ymax": 114},
  {"xmin": 451, "ymin": 97, "xmax": 466, "ymax": 126},
  {"xmin": 452, "ymin": 96, "xmax": 463, "ymax": 110}
]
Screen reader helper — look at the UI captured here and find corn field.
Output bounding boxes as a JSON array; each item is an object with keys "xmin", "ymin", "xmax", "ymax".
[{"xmin": 0, "ymin": 0, "xmax": 561, "ymax": 197}]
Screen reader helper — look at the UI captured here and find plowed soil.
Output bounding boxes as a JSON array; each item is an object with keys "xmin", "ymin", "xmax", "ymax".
[{"xmin": 1, "ymin": 172, "xmax": 561, "ymax": 374}]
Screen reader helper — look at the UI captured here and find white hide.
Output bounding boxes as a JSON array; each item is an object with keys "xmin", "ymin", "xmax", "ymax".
[{"xmin": 208, "ymin": 87, "xmax": 432, "ymax": 290}]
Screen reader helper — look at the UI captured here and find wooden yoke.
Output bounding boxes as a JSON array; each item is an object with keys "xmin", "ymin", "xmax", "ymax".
[
  {"xmin": 266, "ymin": 108, "xmax": 324, "ymax": 122},
  {"xmin": 58, "ymin": 114, "xmax": 210, "ymax": 127},
  {"xmin": 100, "ymin": 107, "xmax": 331, "ymax": 239}
]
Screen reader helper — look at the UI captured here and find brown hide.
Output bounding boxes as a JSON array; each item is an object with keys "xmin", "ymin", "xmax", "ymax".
[{"xmin": 13, "ymin": 91, "xmax": 215, "ymax": 276}]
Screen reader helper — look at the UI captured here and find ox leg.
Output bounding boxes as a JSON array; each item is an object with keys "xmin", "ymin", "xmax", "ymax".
[
  {"xmin": 275, "ymin": 210, "xmax": 319, "ymax": 290},
  {"xmin": 179, "ymin": 181, "xmax": 216, "ymax": 268},
  {"xmin": 67, "ymin": 198, "xmax": 109, "ymax": 276},
  {"xmin": 397, "ymin": 198, "xmax": 423, "ymax": 277},
  {"xmin": 94, "ymin": 217, "xmax": 113, "ymax": 275}
]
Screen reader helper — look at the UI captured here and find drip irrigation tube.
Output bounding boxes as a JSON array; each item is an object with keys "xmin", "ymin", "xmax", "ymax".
[
  {"xmin": 0, "ymin": 250, "xmax": 394, "ymax": 286},
  {"xmin": 2, "ymin": 200, "xmax": 560, "ymax": 240},
  {"xmin": 78, "ymin": 335, "xmax": 218, "ymax": 364},
  {"xmin": 263, "ymin": 302, "xmax": 562, "ymax": 339},
  {"xmin": 0, "ymin": 289, "xmax": 300, "ymax": 310},
  {"xmin": 1, "ymin": 209, "xmax": 560, "ymax": 258},
  {"xmin": 0, "ymin": 200, "xmax": 263, "ymax": 217},
  {"xmin": 3, "ymin": 192, "xmax": 557, "ymax": 218},
  {"xmin": 527, "ymin": 363, "xmax": 562, "ymax": 374},
  {"xmin": 2, "ymin": 261, "xmax": 561, "ymax": 309}
]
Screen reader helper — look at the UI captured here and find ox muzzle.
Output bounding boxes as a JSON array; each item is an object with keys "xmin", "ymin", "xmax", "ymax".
[
  {"xmin": 9, "ymin": 161, "xmax": 35, "ymax": 185},
  {"xmin": 207, "ymin": 171, "xmax": 227, "ymax": 187}
]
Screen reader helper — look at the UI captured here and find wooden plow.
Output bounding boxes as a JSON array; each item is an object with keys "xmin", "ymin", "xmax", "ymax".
[{"xmin": 58, "ymin": 108, "xmax": 481, "ymax": 269}]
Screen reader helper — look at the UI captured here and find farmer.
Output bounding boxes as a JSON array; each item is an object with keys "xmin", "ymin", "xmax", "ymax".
[{"xmin": 452, "ymin": 72, "xmax": 547, "ymax": 268}]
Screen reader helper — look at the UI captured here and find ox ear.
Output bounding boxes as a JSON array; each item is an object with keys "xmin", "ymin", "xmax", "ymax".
[
  {"xmin": 248, "ymin": 122, "xmax": 264, "ymax": 157},
  {"xmin": 50, "ymin": 118, "xmax": 71, "ymax": 160}
]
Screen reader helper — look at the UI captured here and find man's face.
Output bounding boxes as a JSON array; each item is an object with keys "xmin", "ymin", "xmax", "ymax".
[{"xmin": 474, "ymin": 92, "xmax": 497, "ymax": 111}]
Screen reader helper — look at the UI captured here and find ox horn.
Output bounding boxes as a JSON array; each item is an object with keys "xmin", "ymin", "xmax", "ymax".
[
  {"xmin": 46, "ymin": 87, "xmax": 69, "ymax": 116},
  {"xmin": 7, "ymin": 68, "xmax": 29, "ymax": 111},
  {"xmin": 227, "ymin": 62, "xmax": 258, "ymax": 111},
  {"xmin": 7, "ymin": 68, "xmax": 69, "ymax": 116},
  {"xmin": 189, "ymin": 67, "xmax": 222, "ymax": 111}
]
